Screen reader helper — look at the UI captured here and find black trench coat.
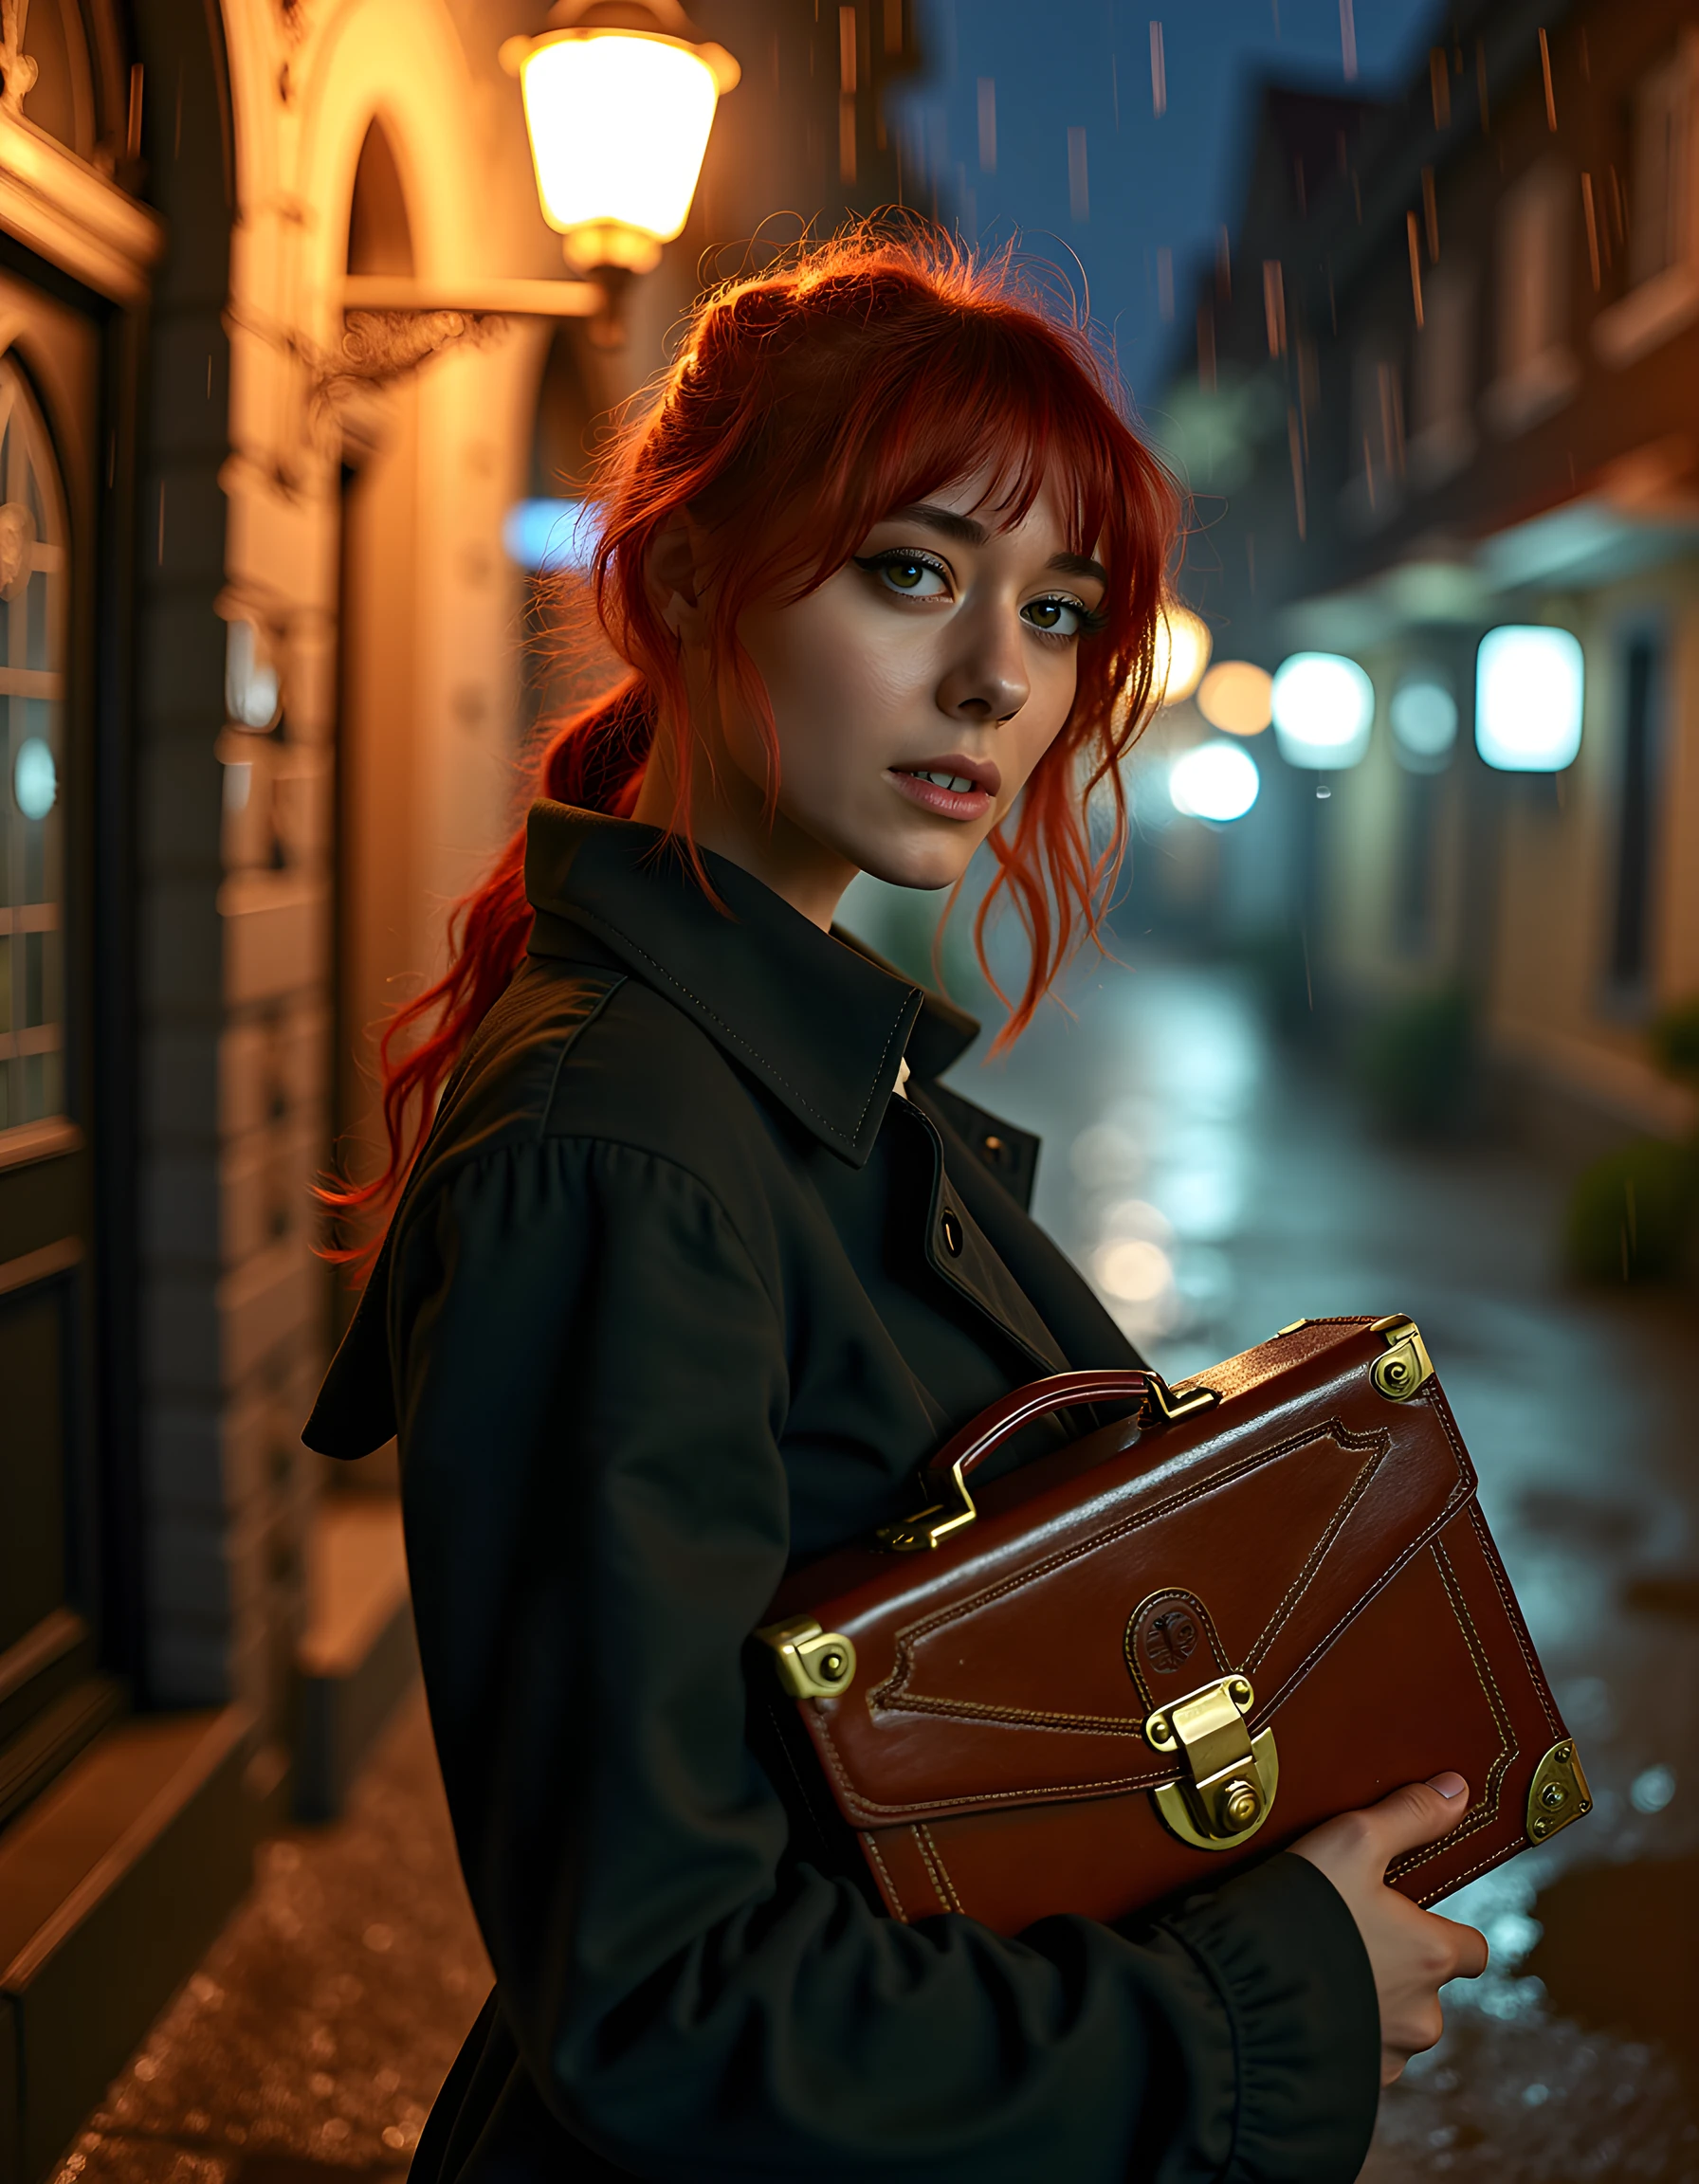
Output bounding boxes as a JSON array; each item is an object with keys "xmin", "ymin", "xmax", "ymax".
[{"xmin": 306, "ymin": 801, "xmax": 1379, "ymax": 2184}]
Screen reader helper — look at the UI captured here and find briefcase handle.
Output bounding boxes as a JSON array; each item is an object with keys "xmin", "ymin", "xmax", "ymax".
[{"xmin": 876, "ymin": 1368, "xmax": 1220, "ymax": 1553}]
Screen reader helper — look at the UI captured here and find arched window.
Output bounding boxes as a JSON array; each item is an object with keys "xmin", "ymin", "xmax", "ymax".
[
  {"xmin": 12, "ymin": 0, "xmax": 100, "ymax": 159},
  {"xmin": 0, "ymin": 352, "xmax": 69, "ymax": 1137}
]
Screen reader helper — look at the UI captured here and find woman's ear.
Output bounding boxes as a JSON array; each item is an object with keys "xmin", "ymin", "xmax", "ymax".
[{"xmin": 647, "ymin": 517, "xmax": 711, "ymax": 646}]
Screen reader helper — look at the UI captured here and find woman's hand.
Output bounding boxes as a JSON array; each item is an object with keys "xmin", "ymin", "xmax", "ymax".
[{"xmin": 1290, "ymin": 1774, "xmax": 1489, "ymax": 2084}]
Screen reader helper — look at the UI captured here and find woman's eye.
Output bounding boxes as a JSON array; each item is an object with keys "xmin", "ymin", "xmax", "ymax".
[
  {"xmin": 1023, "ymin": 595, "xmax": 1087, "ymax": 636},
  {"xmin": 858, "ymin": 552, "xmax": 951, "ymax": 598}
]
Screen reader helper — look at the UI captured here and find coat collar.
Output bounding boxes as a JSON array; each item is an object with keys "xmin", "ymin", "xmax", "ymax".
[{"xmin": 523, "ymin": 801, "xmax": 979, "ymax": 1167}]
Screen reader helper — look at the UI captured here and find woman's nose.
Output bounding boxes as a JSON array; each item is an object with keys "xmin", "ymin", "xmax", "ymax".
[{"xmin": 936, "ymin": 612, "xmax": 1030, "ymax": 725}]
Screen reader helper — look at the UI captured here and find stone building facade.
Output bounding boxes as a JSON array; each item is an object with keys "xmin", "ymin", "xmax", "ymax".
[
  {"xmin": 1161, "ymin": 0, "xmax": 1699, "ymax": 1155},
  {"xmin": 0, "ymin": 2, "xmax": 918, "ymax": 2175}
]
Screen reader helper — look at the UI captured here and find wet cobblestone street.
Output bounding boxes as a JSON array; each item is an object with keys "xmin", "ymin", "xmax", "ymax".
[
  {"xmin": 53, "ymin": 946, "xmax": 1699, "ymax": 2182},
  {"xmin": 52, "ymin": 1691, "xmax": 488, "ymax": 2184}
]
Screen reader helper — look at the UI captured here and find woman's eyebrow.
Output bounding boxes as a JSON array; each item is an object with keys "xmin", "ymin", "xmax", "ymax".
[
  {"xmin": 886, "ymin": 502, "xmax": 990, "ymax": 547},
  {"xmin": 1049, "ymin": 550, "xmax": 1108, "ymax": 587},
  {"xmin": 883, "ymin": 506, "xmax": 1109, "ymax": 590}
]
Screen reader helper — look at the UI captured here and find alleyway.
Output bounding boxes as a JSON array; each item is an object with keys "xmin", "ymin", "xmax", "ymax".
[{"xmin": 54, "ymin": 951, "xmax": 1699, "ymax": 2183}]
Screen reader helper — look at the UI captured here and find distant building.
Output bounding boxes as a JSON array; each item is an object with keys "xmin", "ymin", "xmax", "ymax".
[
  {"xmin": 1162, "ymin": 0, "xmax": 1699, "ymax": 1155},
  {"xmin": 0, "ymin": 2, "xmax": 918, "ymax": 2173}
]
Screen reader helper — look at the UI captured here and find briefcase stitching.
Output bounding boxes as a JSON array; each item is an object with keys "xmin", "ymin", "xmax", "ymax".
[
  {"xmin": 912, "ymin": 1824, "xmax": 963, "ymax": 1912},
  {"xmin": 1242, "ymin": 1448, "xmax": 1385, "ymax": 1671},
  {"xmin": 865, "ymin": 1416, "xmax": 1398, "ymax": 1725},
  {"xmin": 1465, "ymin": 1501, "xmax": 1564, "ymax": 1741},
  {"xmin": 1240, "ymin": 1440, "xmax": 1479, "ymax": 1727},
  {"xmin": 812, "ymin": 1427, "xmax": 1479, "ymax": 1822},
  {"xmin": 859, "ymin": 1829, "xmax": 908, "ymax": 1920},
  {"xmin": 1385, "ymin": 1535, "xmax": 1517, "ymax": 1883}
]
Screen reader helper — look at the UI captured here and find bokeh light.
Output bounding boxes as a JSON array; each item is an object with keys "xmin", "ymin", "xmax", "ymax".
[
  {"xmin": 1196, "ymin": 659, "xmax": 1272, "ymax": 735},
  {"xmin": 1390, "ymin": 673, "xmax": 1459, "ymax": 769},
  {"xmin": 1475, "ymin": 625, "xmax": 1584, "ymax": 772},
  {"xmin": 1169, "ymin": 739, "xmax": 1261, "ymax": 823},
  {"xmin": 502, "ymin": 499, "xmax": 600, "ymax": 573},
  {"xmin": 1150, "ymin": 604, "xmax": 1212, "ymax": 706},
  {"xmin": 1271, "ymin": 651, "xmax": 1375, "ymax": 770},
  {"xmin": 1093, "ymin": 1237, "xmax": 1173, "ymax": 1303}
]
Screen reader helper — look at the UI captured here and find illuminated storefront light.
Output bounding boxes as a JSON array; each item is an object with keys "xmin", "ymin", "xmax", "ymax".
[
  {"xmin": 1474, "ymin": 625, "xmax": 1584, "ymax": 772},
  {"xmin": 1196, "ymin": 659, "xmax": 1272, "ymax": 736},
  {"xmin": 502, "ymin": 497, "xmax": 600, "ymax": 573},
  {"xmin": 1169, "ymin": 739, "xmax": 1261, "ymax": 823},
  {"xmin": 1389, "ymin": 672, "xmax": 1458, "ymax": 771},
  {"xmin": 1271, "ymin": 651, "xmax": 1375, "ymax": 770},
  {"xmin": 502, "ymin": 1, "xmax": 740, "ymax": 277},
  {"xmin": 1151, "ymin": 603, "xmax": 1212, "ymax": 706}
]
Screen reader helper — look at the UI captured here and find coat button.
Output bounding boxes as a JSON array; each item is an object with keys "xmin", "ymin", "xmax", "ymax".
[{"xmin": 940, "ymin": 1209, "xmax": 963, "ymax": 1255}]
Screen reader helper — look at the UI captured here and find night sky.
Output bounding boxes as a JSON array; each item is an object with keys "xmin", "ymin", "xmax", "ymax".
[{"xmin": 889, "ymin": 0, "xmax": 1440, "ymax": 410}]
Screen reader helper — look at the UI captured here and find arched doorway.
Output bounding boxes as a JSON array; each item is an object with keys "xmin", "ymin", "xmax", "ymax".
[{"xmin": 334, "ymin": 117, "xmax": 422, "ymax": 1249}]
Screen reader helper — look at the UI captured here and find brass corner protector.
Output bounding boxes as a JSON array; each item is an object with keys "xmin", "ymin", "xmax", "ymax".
[
  {"xmin": 1526, "ymin": 1739, "xmax": 1592, "ymax": 1843},
  {"xmin": 1370, "ymin": 1314, "xmax": 1435, "ymax": 1402},
  {"xmin": 755, "ymin": 1616, "xmax": 858, "ymax": 1701}
]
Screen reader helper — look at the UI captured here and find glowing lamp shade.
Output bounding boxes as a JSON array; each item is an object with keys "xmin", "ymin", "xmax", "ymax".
[
  {"xmin": 1474, "ymin": 625, "xmax": 1584, "ymax": 772},
  {"xmin": 1389, "ymin": 673, "xmax": 1458, "ymax": 769},
  {"xmin": 1271, "ymin": 651, "xmax": 1375, "ymax": 770},
  {"xmin": 1169, "ymin": 739, "xmax": 1261, "ymax": 824},
  {"xmin": 1196, "ymin": 659, "xmax": 1272, "ymax": 736},
  {"xmin": 1151, "ymin": 604, "xmax": 1212, "ymax": 707},
  {"xmin": 505, "ymin": 28, "xmax": 738, "ymax": 269}
]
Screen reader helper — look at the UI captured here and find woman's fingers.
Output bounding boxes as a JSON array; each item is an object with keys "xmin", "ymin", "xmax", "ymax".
[
  {"xmin": 1440, "ymin": 1912, "xmax": 1489, "ymax": 1981},
  {"xmin": 1290, "ymin": 1774, "xmax": 1490, "ymax": 2090},
  {"xmin": 1359, "ymin": 1774, "xmax": 1471, "ymax": 1867}
]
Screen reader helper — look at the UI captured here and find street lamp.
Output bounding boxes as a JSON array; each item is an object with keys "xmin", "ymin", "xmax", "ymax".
[{"xmin": 502, "ymin": 0, "xmax": 739, "ymax": 339}]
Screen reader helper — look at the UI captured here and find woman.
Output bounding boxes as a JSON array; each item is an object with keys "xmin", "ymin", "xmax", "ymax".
[{"xmin": 308, "ymin": 232, "xmax": 1486, "ymax": 2183}]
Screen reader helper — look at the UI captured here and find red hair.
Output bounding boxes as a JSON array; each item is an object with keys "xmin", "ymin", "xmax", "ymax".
[{"xmin": 320, "ymin": 227, "xmax": 1179, "ymax": 1257}]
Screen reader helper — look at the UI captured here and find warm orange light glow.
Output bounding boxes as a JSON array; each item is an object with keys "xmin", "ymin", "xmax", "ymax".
[
  {"xmin": 1151, "ymin": 604, "xmax": 1212, "ymax": 706},
  {"xmin": 1197, "ymin": 659, "xmax": 1273, "ymax": 736},
  {"xmin": 504, "ymin": 28, "xmax": 738, "ymax": 272}
]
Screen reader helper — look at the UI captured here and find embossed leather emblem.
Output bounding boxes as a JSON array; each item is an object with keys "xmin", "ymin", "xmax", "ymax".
[
  {"xmin": 1143, "ymin": 1608, "xmax": 1198, "ymax": 1672},
  {"xmin": 1124, "ymin": 1588, "xmax": 1230, "ymax": 1707}
]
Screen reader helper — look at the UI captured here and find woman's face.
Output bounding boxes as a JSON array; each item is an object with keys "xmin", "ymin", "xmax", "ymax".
[{"xmin": 650, "ymin": 467, "xmax": 1107, "ymax": 926}]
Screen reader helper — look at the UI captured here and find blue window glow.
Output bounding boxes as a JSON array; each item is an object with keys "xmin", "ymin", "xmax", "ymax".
[
  {"xmin": 13, "ymin": 736, "xmax": 55, "ymax": 820},
  {"xmin": 1475, "ymin": 625, "xmax": 1584, "ymax": 772},
  {"xmin": 1169, "ymin": 739, "xmax": 1260, "ymax": 823},
  {"xmin": 502, "ymin": 498, "xmax": 600, "ymax": 574},
  {"xmin": 1270, "ymin": 652, "xmax": 1375, "ymax": 770}
]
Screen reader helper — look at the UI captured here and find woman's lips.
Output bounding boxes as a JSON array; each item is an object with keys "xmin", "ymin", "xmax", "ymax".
[{"xmin": 886, "ymin": 755, "xmax": 1000, "ymax": 824}]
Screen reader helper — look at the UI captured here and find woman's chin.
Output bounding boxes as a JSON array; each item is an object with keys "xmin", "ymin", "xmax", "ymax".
[{"xmin": 851, "ymin": 842, "xmax": 975, "ymax": 896}]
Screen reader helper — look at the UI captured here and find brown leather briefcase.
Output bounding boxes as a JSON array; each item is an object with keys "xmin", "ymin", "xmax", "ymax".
[{"xmin": 755, "ymin": 1314, "xmax": 1590, "ymax": 1931}]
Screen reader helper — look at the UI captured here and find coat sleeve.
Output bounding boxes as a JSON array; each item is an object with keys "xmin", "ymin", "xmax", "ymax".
[{"xmin": 387, "ymin": 1135, "xmax": 1381, "ymax": 2184}]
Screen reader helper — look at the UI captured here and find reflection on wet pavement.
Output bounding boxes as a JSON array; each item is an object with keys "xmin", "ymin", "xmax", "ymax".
[
  {"xmin": 943, "ymin": 950, "xmax": 1699, "ymax": 2180},
  {"xmin": 52, "ymin": 1690, "xmax": 489, "ymax": 2184}
]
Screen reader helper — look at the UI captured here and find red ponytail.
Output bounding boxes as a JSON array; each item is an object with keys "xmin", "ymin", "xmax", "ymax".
[{"xmin": 320, "ymin": 225, "xmax": 1180, "ymax": 1265}]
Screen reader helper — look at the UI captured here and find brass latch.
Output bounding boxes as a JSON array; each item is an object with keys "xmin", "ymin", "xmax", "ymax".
[
  {"xmin": 1369, "ymin": 1314, "xmax": 1435, "ymax": 1402},
  {"xmin": 1146, "ymin": 1676, "xmax": 1280, "ymax": 1851},
  {"xmin": 754, "ymin": 1616, "xmax": 858, "ymax": 1700},
  {"xmin": 1526, "ymin": 1738, "xmax": 1592, "ymax": 1842}
]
